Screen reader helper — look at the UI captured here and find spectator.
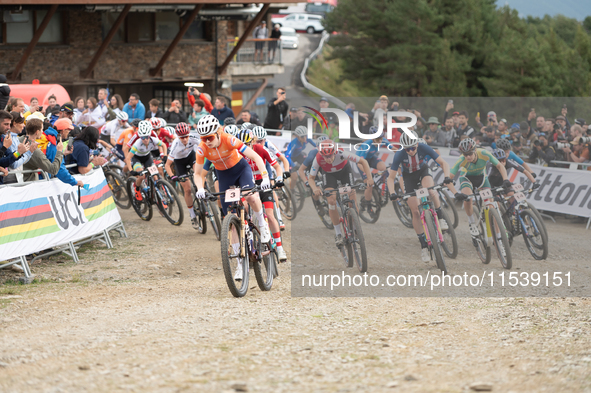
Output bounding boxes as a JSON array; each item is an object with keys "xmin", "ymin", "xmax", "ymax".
[
  {"xmin": 480, "ymin": 126, "xmax": 496, "ymax": 146},
  {"xmin": 453, "ymin": 110, "xmax": 475, "ymax": 147},
  {"xmin": 475, "ymin": 111, "xmax": 498, "ymax": 131},
  {"xmin": 73, "ymin": 97, "xmax": 85, "ymax": 125},
  {"xmin": 4, "ymin": 111, "xmax": 33, "ymax": 170},
  {"xmin": 146, "ymin": 98, "xmax": 164, "ymax": 119},
  {"xmin": 96, "ymin": 88, "xmax": 110, "ymax": 118},
  {"xmin": 288, "ymin": 108, "xmax": 308, "ymax": 131},
  {"xmin": 162, "ymin": 99, "xmax": 188, "ymax": 124},
  {"xmin": 44, "ymin": 95, "xmax": 58, "ymax": 118},
  {"xmin": 529, "ymin": 132, "xmax": 555, "ymax": 165},
  {"xmin": 78, "ymin": 97, "xmax": 105, "ymax": 128},
  {"xmin": 0, "ymin": 131, "xmax": 29, "ymax": 184},
  {"xmin": 21, "ymin": 118, "xmax": 65, "ymax": 182},
  {"xmin": 236, "ymin": 110, "xmax": 262, "ymax": 126},
  {"xmin": 211, "ymin": 96, "xmax": 234, "ymax": 124},
  {"xmin": 106, "ymin": 93, "xmax": 124, "ymax": 121},
  {"xmin": 508, "ymin": 127, "xmax": 523, "ymax": 155},
  {"xmin": 123, "ymin": 93, "xmax": 146, "ymax": 121},
  {"xmin": 498, "ymin": 118, "xmax": 508, "ymax": 134},
  {"xmin": 264, "ymin": 87, "xmax": 288, "ymax": 132},
  {"xmin": 67, "ymin": 126, "xmax": 106, "ymax": 174},
  {"xmin": 534, "ymin": 116, "xmax": 545, "ymax": 133},
  {"xmin": 269, "ymin": 24, "xmax": 281, "ymax": 62},
  {"xmin": 253, "ymin": 20, "xmax": 268, "ymax": 62},
  {"xmin": 0, "ymin": 74, "xmax": 10, "ymax": 110},
  {"xmin": 568, "ymin": 124, "xmax": 584, "ymax": 142},
  {"xmin": 48, "ymin": 118, "xmax": 84, "ymax": 187},
  {"xmin": 187, "ymin": 87, "xmax": 213, "ymax": 113},
  {"xmin": 563, "ymin": 136, "xmax": 590, "ymax": 164},
  {"xmin": 188, "ymin": 99, "xmax": 209, "ymax": 129},
  {"xmin": 555, "ymin": 115, "xmax": 568, "ymax": 134},
  {"xmin": 519, "ymin": 121, "xmax": 537, "ymax": 155},
  {"xmin": 441, "ymin": 117, "xmax": 457, "ymax": 147},
  {"xmin": 0, "ymin": 110, "xmax": 14, "ymax": 157},
  {"xmin": 423, "ymin": 117, "xmax": 447, "ymax": 146},
  {"xmin": 26, "ymin": 97, "xmax": 39, "ymax": 114},
  {"xmin": 371, "ymin": 95, "xmax": 389, "ymax": 127},
  {"xmin": 317, "ymin": 97, "xmax": 338, "ymax": 133},
  {"xmin": 451, "ymin": 111, "xmax": 460, "ymax": 128},
  {"xmin": 285, "ymin": 107, "xmax": 297, "ymax": 131},
  {"xmin": 7, "ymin": 97, "xmax": 25, "ymax": 114}
]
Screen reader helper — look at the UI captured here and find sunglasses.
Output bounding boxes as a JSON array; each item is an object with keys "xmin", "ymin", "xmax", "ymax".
[
  {"xmin": 201, "ymin": 135, "xmax": 216, "ymax": 143},
  {"xmin": 405, "ymin": 147, "xmax": 416, "ymax": 152},
  {"xmin": 179, "ymin": 135, "xmax": 190, "ymax": 140},
  {"xmin": 141, "ymin": 136, "xmax": 150, "ymax": 140}
]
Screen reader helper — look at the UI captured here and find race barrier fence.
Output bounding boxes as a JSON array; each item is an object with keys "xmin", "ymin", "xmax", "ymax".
[{"xmin": 0, "ymin": 169, "xmax": 126, "ymax": 283}]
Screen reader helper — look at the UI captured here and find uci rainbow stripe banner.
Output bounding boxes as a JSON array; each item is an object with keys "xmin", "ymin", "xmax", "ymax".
[{"xmin": 0, "ymin": 170, "xmax": 121, "ymax": 261}]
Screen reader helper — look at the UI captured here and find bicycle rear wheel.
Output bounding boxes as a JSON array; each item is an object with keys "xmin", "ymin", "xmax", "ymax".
[
  {"xmin": 220, "ymin": 214, "xmax": 249, "ymax": 297},
  {"xmin": 312, "ymin": 196, "xmax": 333, "ymax": 229},
  {"xmin": 393, "ymin": 183, "xmax": 413, "ymax": 228},
  {"xmin": 440, "ymin": 189, "xmax": 459, "ymax": 229},
  {"xmin": 425, "ymin": 210, "xmax": 447, "ymax": 274},
  {"xmin": 526, "ymin": 202, "xmax": 549, "ymax": 240},
  {"xmin": 345, "ymin": 208, "xmax": 368, "ymax": 273},
  {"xmin": 127, "ymin": 177, "xmax": 152, "ymax": 221},
  {"xmin": 473, "ymin": 205, "xmax": 491, "ymax": 264},
  {"xmin": 520, "ymin": 209, "xmax": 548, "ymax": 260},
  {"xmin": 105, "ymin": 170, "xmax": 131, "ymax": 209},
  {"xmin": 252, "ymin": 226, "xmax": 275, "ymax": 291},
  {"xmin": 276, "ymin": 186, "xmax": 296, "ymax": 221},
  {"xmin": 359, "ymin": 187, "xmax": 382, "ymax": 224},
  {"xmin": 439, "ymin": 209, "xmax": 458, "ymax": 259},
  {"xmin": 488, "ymin": 207, "xmax": 512, "ymax": 269},
  {"xmin": 292, "ymin": 180, "xmax": 306, "ymax": 213},
  {"xmin": 155, "ymin": 179, "xmax": 184, "ymax": 226},
  {"xmin": 192, "ymin": 198, "xmax": 207, "ymax": 234}
]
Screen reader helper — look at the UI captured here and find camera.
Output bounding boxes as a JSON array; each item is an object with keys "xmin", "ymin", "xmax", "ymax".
[
  {"xmin": 533, "ymin": 140, "xmax": 541, "ymax": 147},
  {"xmin": 578, "ymin": 136, "xmax": 591, "ymax": 144},
  {"xmin": 553, "ymin": 123, "xmax": 561, "ymax": 131},
  {"xmin": 554, "ymin": 142, "xmax": 571, "ymax": 149}
]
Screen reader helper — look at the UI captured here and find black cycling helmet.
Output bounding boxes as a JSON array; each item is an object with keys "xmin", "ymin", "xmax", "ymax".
[
  {"xmin": 130, "ymin": 118, "xmax": 142, "ymax": 128},
  {"xmin": 492, "ymin": 149, "xmax": 506, "ymax": 160},
  {"xmin": 224, "ymin": 117, "xmax": 236, "ymax": 126},
  {"xmin": 496, "ymin": 138, "xmax": 512, "ymax": 151}
]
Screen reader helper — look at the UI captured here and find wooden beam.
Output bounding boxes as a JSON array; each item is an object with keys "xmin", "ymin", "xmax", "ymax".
[
  {"xmin": 150, "ymin": 4, "xmax": 203, "ymax": 77},
  {"xmin": 10, "ymin": 5, "xmax": 58, "ymax": 81},
  {"xmin": 80, "ymin": 4, "xmax": 131, "ymax": 79},
  {"xmin": 218, "ymin": 3, "xmax": 270, "ymax": 75},
  {"xmin": 242, "ymin": 78, "xmax": 268, "ymax": 111}
]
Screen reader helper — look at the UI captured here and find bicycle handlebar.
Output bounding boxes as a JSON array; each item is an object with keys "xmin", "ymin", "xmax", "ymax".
[
  {"xmin": 321, "ymin": 183, "xmax": 366, "ymax": 197},
  {"xmin": 399, "ymin": 183, "xmax": 446, "ymax": 201}
]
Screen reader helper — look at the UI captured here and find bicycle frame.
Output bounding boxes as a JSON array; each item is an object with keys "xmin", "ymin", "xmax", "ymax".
[
  {"xmin": 402, "ymin": 185, "xmax": 445, "ymax": 246},
  {"xmin": 470, "ymin": 186, "xmax": 506, "ymax": 247}
]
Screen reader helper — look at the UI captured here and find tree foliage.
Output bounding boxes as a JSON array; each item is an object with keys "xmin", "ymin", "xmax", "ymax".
[{"xmin": 323, "ymin": 0, "xmax": 591, "ymax": 97}]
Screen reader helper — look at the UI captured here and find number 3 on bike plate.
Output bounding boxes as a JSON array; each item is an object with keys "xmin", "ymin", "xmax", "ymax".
[
  {"xmin": 225, "ymin": 188, "xmax": 240, "ymax": 202},
  {"xmin": 479, "ymin": 189, "xmax": 493, "ymax": 199},
  {"xmin": 148, "ymin": 165, "xmax": 159, "ymax": 176},
  {"xmin": 339, "ymin": 186, "xmax": 351, "ymax": 194},
  {"xmin": 416, "ymin": 188, "xmax": 429, "ymax": 199}
]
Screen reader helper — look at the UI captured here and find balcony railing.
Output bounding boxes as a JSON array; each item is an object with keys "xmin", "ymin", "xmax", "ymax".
[{"xmin": 227, "ymin": 38, "xmax": 282, "ymax": 65}]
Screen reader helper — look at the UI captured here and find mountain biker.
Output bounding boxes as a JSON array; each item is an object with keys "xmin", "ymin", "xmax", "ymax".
[
  {"xmin": 286, "ymin": 125, "xmax": 316, "ymax": 193},
  {"xmin": 451, "ymin": 138, "xmax": 511, "ymax": 239},
  {"xmin": 387, "ymin": 131, "xmax": 458, "ymax": 262},
  {"xmin": 102, "ymin": 111, "xmax": 130, "ymax": 147},
  {"xmin": 308, "ymin": 139, "xmax": 374, "ymax": 248},
  {"xmin": 193, "ymin": 115, "xmax": 273, "ymax": 280},
  {"xmin": 165, "ymin": 122, "xmax": 202, "ymax": 229},
  {"xmin": 125, "ymin": 120, "xmax": 167, "ymax": 201},
  {"xmin": 297, "ymin": 134, "xmax": 330, "ymax": 212},
  {"xmin": 237, "ymin": 129, "xmax": 288, "ymax": 262},
  {"xmin": 495, "ymin": 138, "xmax": 536, "ymax": 177}
]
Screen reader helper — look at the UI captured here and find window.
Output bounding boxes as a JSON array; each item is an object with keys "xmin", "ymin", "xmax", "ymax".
[
  {"xmin": 2, "ymin": 10, "xmax": 63, "ymax": 44},
  {"xmin": 182, "ymin": 16, "xmax": 205, "ymax": 40},
  {"xmin": 285, "ymin": 15, "xmax": 295, "ymax": 21},
  {"xmin": 127, "ymin": 13, "xmax": 154, "ymax": 42},
  {"xmin": 101, "ymin": 12, "xmax": 125, "ymax": 42},
  {"xmin": 155, "ymin": 88, "xmax": 192, "ymax": 113},
  {"xmin": 156, "ymin": 12, "xmax": 179, "ymax": 41},
  {"xmin": 122, "ymin": 12, "xmax": 207, "ymax": 43}
]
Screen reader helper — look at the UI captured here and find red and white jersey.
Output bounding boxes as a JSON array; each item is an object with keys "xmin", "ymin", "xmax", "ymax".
[
  {"xmin": 309, "ymin": 150, "xmax": 360, "ymax": 176},
  {"xmin": 126, "ymin": 130, "xmax": 159, "ymax": 148},
  {"xmin": 242, "ymin": 143, "xmax": 277, "ymax": 181},
  {"xmin": 263, "ymin": 140, "xmax": 282, "ymax": 158}
]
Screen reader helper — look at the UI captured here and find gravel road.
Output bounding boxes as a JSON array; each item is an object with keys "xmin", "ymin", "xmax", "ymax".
[{"xmin": 1, "ymin": 203, "xmax": 591, "ymax": 392}]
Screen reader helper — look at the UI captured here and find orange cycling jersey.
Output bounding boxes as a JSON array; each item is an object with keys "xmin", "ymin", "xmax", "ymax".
[
  {"xmin": 117, "ymin": 127, "xmax": 134, "ymax": 146},
  {"xmin": 195, "ymin": 131, "xmax": 247, "ymax": 170}
]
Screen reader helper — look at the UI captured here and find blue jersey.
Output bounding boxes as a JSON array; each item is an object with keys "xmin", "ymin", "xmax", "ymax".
[
  {"xmin": 491, "ymin": 141, "xmax": 525, "ymax": 165},
  {"xmin": 391, "ymin": 143, "xmax": 439, "ymax": 174},
  {"xmin": 356, "ymin": 138, "xmax": 394, "ymax": 160},
  {"xmin": 302, "ymin": 148, "xmax": 319, "ymax": 168},
  {"xmin": 285, "ymin": 137, "xmax": 316, "ymax": 165}
]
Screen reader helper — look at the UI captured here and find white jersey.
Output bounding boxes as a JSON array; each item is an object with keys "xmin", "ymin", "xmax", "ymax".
[
  {"xmin": 168, "ymin": 135, "xmax": 201, "ymax": 160},
  {"xmin": 309, "ymin": 150, "xmax": 360, "ymax": 176},
  {"xmin": 130, "ymin": 136, "xmax": 163, "ymax": 157},
  {"xmin": 102, "ymin": 119, "xmax": 128, "ymax": 141},
  {"xmin": 264, "ymin": 140, "xmax": 282, "ymax": 158}
]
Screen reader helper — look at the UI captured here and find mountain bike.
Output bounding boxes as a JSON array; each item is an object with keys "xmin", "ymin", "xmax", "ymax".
[
  {"xmin": 289, "ymin": 164, "xmax": 307, "ymax": 213},
  {"xmin": 391, "ymin": 176, "xmax": 414, "ymax": 228},
  {"xmin": 398, "ymin": 184, "xmax": 456, "ymax": 274},
  {"xmin": 468, "ymin": 186, "xmax": 512, "ymax": 269},
  {"xmin": 494, "ymin": 184, "xmax": 548, "ymax": 260},
  {"xmin": 206, "ymin": 185, "xmax": 280, "ymax": 298},
  {"xmin": 103, "ymin": 166, "xmax": 130, "ymax": 209},
  {"xmin": 359, "ymin": 171, "xmax": 385, "ymax": 224},
  {"xmin": 126, "ymin": 162, "xmax": 184, "ymax": 226},
  {"xmin": 323, "ymin": 181, "xmax": 368, "ymax": 273},
  {"xmin": 177, "ymin": 166, "xmax": 222, "ymax": 240},
  {"xmin": 439, "ymin": 187, "xmax": 459, "ymax": 229}
]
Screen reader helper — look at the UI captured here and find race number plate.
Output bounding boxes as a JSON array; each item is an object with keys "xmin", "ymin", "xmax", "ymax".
[
  {"xmin": 514, "ymin": 192, "xmax": 526, "ymax": 202},
  {"xmin": 512, "ymin": 183, "xmax": 524, "ymax": 192},
  {"xmin": 225, "ymin": 188, "xmax": 241, "ymax": 202},
  {"xmin": 339, "ymin": 186, "xmax": 351, "ymax": 194},
  {"xmin": 147, "ymin": 165, "xmax": 159, "ymax": 176},
  {"xmin": 416, "ymin": 188, "xmax": 429, "ymax": 199},
  {"xmin": 479, "ymin": 189, "xmax": 493, "ymax": 199}
]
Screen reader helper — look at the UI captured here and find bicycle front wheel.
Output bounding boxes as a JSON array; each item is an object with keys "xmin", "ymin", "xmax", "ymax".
[
  {"xmin": 220, "ymin": 214, "xmax": 249, "ymax": 297},
  {"xmin": 192, "ymin": 198, "xmax": 207, "ymax": 234},
  {"xmin": 208, "ymin": 200, "xmax": 222, "ymax": 241},
  {"xmin": 127, "ymin": 177, "xmax": 152, "ymax": 221},
  {"xmin": 276, "ymin": 186, "xmax": 296, "ymax": 221},
  {"xmin": 425, "ymin": 210, "xmax": 447, "ymax": 274},
  {"xmin": 105, "ymin": 170, "xmax": 131, "ymax": 209},
  {"xmin": 345, "ymin": 208, "xmax": 368, "ymax": 273},
  {"xmin": 520, "ymin": 209, "xmax": 548, "ymax": 260},
  {"xmin": 312, "ymin": 196, "xmax": 333, "ymax": 229},
  {"xmin": 393, "ymin": 183, "xmax": 413, "ymax": 228},
  {"xmin": 488, "ymin": 207, "xmax": 512, "ymax": 269},
  {"xmin": 359, "ymin": 187, "xmax": 382, "ymax": 224},
  {"xmin": 526, "ymin": 202, "xmax": 549, "ymax": 240},
  {"xmin": 155, "ymin": 179, "xmax": 184, "ymax": 226},
  {"xmin": 473, "ymin": 205, "xmax": 491, "ymax": 264},
  {"xmin": 252, "ymin": 226, "xmax": 275, "ymax": 291},
  {"xmin": 440, "ymin": 189, "xmax": 459, "ymax": 229},
  {"xmin": 438, "ymin": 209, "xmax": 458, "ymax": 259}
]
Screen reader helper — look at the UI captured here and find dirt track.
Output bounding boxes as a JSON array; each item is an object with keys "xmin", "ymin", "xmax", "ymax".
[{"xmin": 1, "ymin": 202, "xmax": 591, "ymax": 392}]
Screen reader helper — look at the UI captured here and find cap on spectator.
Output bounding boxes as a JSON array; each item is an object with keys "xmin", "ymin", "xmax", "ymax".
[
  {"xmin": 51, "ymin": 105, "xmax": 61, "ymax": 115},
  {"xmin": 510, "ymin": 127, "xmax": 520, "ymax": 134},
  {"xmin": 556, "ymin": 115, "xmax": 566, "ymax": 121},
  {"xmin": 499, "ymin": 118, "xmax": 508, "ymax": 124},
  {"xmin": 575, "ymin": 118, "xmax": 586, "ymax": 126},
  {"xmin": 379, "ymin": 95, "xmax": 388, "ymax": 101},
  {"xmin": 452, "ymin": 111, "xmax": 460, "ymax": 116},
  {"xmin": 290, "ymin": 107, "xmax": 298, "ymax": 112},
  {"xmin": 61, "ymin": 103, "xmax": 74, "ymax": 113},
  {"xmin": 487, "ymin": 111, "xmax": 496, "ymax": 118},
  {"xmin": 426, "ymin": 116, "xmax": 440, "ymax": 125},
  {"xmin": 54, "ymin": 118, "xmax": 74, "ymax": 131},
  {"xmin": 319, "ymin": 97, "xmax": 328, "ymax": 103},
  {"xmin": 538, "ymin": 132, "xmax": 547, "ymax": 138},
  {"xmin": 519, "ymin": 121, "xmax": 530, "ymax": 131},
  {"xmin": 26, "ymin": 111, "xmax": 46, "ymax": 122}
]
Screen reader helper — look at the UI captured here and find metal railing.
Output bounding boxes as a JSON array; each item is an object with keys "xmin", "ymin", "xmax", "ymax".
[{"xmin": 227, "ymin": 39, "xmax": 282, "ymax": 65}]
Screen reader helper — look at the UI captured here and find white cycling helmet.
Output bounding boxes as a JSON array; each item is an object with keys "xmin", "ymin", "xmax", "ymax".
[
  {"xmin": 197, "ymin": 115, "xmax": 220, "ymax": 136},
  {"xmin": 294, "ymin": 125, "xmax": 307, "ymax": 137},
  {"xmin": 224, "ymin": 124, "xmax": 240, "ymax": 136},
  {"xmin": 399, "ymin": 130, "xmax": 419, "ymax": 148},
  {"xmin": 116, "ymin": 111, "xmax": 129, "ymax": 122},
  {"xmin": 164, "ymin": 126, "xmax": 176, "ymax": 136},
  {"xmin": 252, "ymin": 125, "xmax": 267, "ymax": 140},
  {"xmin": 137, "ymin": 120, "xmax": 152, "ymax": 137},
  {"xmin": 240, "ymin": 122, "xmax": 252, "ymax": 130},
  {"xmin": 158, "ymin": 118, "xmax": 167, "ymax": 128},
  {"xmin": 316, "ymin": 134, "xmax": 329, "ymax": 142}
]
